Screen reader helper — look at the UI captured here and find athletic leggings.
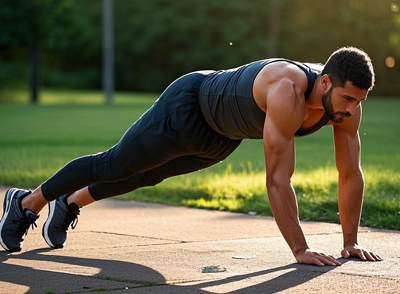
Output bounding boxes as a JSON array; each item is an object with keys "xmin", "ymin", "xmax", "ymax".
[{"xmin": 41, "ymin": 71, "xmax": 242, "ymax": 201}]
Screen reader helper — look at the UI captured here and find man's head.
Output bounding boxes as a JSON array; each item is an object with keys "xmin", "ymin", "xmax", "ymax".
[
  {"xmin": 321, "ymin": 46, "xmax": 375, "ymax": 91},
  {"xmin": 320, "ymin": 47, "xmax": 375, "ymax": 123}
]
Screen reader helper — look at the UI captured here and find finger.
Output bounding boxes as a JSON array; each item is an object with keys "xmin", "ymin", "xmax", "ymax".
[
  {"xmin": 324, "ymin": 256, "xmax": 342, "ymax": 266},
  {"xmin": 363, "ymin": 251, "xmax": 376, "ymax": 261},
  {"xmin": 316, "ymin": 255, "xmax": 341, "ymax": 266},
  {"xmin": 298, "ymin": 255, "xmax": 325, "ymax": 267},
  {"xmin": 357, "ymin": 250, "xmax": 367, "ymax": 261},
  {"xmin": 322, "ymin": 254, "xmax": 341, "ymax": 265},
  {"xmin": 311, "ymin": 258, "xmax": 325, "ymax": 267},
  {"xmin": 331, "ymin": 257, "xmax": 342, "ymax": 266},
  {"xmin": 369, "ymin": 252, "xmax": 383, "ymax": 261}
]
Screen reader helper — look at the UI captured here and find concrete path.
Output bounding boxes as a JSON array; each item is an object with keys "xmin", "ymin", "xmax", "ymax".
[{"xmin": 0, "ymin": 187, "xmax": 399, "ymax": 293}]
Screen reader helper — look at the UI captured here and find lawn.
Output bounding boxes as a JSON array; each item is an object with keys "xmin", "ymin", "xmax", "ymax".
[{"xmin": 0, "ymin": 89, "xmax": 399, "ymax": 230}]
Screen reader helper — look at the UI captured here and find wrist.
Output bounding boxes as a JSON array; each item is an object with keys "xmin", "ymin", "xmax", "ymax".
[
  {"xmin": 343, "ymin": 240, "xmax": 357, "ymax": 248},
  {"xmin": 292, "ymin": 244, "xmax": 309, "ymax": 256}
]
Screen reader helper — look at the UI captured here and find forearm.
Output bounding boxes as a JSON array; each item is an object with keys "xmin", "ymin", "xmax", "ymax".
[
  {"xmin": 267, "ymin": 180, "xmax": 308, "ymax": 256},
  {"xmin": 338, "ymin": 171, "xmax": 364, "ymax": 247}
]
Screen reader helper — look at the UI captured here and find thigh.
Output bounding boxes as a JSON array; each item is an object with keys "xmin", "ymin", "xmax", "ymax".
[
  {"xmin": 146, "ymin": 141, "xmax": 242, "ymax": 180},
  {"xmin": 90, "ymin": 140, "xmax": 241, "ymax": 201},
  {"xmin": 103, "ymin": 73, "xmax": 235, "ymax": 171}
]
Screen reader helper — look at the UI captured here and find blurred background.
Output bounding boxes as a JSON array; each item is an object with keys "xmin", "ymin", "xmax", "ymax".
[
  {"xmin": 1, "ymin": 0, "xmax": 400, "ymax": 102},
  {"xmin": 1, "ymin": 0, "xmax": 399, "ymax": 229}
]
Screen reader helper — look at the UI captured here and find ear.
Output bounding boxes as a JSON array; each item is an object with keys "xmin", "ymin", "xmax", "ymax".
[{"xmin": 320, "ymin": 74, "xmax": 332, "ymax": 91}]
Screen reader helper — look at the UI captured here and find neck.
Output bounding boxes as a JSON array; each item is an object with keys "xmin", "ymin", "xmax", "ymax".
[{"xmin": 306, "ymin": 75, "xmax": 324, "ymax": 110}]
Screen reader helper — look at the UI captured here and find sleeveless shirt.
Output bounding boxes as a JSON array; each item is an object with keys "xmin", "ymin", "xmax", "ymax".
[{"xmin": 198, "ymin": 58, "xmax": 330, "ymax": 139}]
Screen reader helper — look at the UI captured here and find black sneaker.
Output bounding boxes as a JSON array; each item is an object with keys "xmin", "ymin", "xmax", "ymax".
[
  {"xmin": 0, "ymin": 188, "xmax": 39, "ymax": 252},
  {"xmin": 42, "ymin": 194, "xmax": 80, "ymax": 249}
]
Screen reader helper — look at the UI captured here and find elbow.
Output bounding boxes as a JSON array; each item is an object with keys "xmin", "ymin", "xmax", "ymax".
[
  {"xmin": 266, "ymin": 173, "xmax": 291, "ymax": 192},
  {"xmin": 338, "ymin": 165, "xmax": 363, "ymax": 179},
  {"xmin": 338, "ymin": 168, "xmax": 364, "ymax": 185}
]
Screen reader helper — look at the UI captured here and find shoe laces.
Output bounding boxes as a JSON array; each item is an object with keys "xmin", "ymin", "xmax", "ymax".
[
  {"xmin": 12, "ymin": 211, "xmax": 39, "ymax": 236},
  {"xmin": 60, "ymin": 204, "xmax": 80, "ymax": 231}
]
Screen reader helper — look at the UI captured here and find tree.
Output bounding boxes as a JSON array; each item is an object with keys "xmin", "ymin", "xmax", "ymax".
[{"xmin": 1, "ymin": 0, "xmax": 400, "ymax": 95}]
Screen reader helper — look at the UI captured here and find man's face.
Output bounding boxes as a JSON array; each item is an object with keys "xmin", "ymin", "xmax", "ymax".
[{"xmin": 322, "ymin": 81, "xmax": 369, "ymax": 123}]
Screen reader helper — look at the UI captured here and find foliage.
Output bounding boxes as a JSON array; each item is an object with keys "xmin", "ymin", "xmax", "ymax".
[
  {"xmin": 1, "ymin": 0, "xmax": 400, "ymax": 96},
  {"xmin": 0, "ymin": 0, "xmax": 101, "ymax": 91}
]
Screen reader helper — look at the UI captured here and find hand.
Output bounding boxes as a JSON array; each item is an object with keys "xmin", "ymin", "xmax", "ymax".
[
  {"xmin": 295, "ymin": 249, "xmax": 342, "ymax": 267},
  {"xmin": 341, "ymin": 244, "xmax": 382, "ymax": 261}
]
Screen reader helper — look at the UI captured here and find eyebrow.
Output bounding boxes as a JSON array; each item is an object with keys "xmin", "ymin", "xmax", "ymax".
[{"xmin": 343, "ymin": 95, "xmax": 366, "ymax": 102}]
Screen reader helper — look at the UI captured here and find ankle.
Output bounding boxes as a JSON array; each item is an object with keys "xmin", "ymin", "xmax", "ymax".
[
  {"xmin": 66, "ymin": 190, "xmax": 95, "ymax": 207},
  {"xmin": 66, "ymin": 195, "xmax": 79, "ymax": 209},
  {"xmin": 66, "ymin": 193, "xmax": 73, "ymax": 206},
  {"xmin": 21, "ymin": 192, "xmax": 47, "ymax": 214},
  {"xmin": 20, "ymin": 195, "xmax": 32, "ymax": 211}
]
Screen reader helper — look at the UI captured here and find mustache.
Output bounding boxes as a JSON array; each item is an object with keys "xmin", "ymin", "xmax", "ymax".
[{"xmin": 336, "ymin": 111, "xmax": 351, "ymax": 117}]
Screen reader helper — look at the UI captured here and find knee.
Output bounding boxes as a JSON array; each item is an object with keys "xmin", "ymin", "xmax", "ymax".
[
  {"xmin": 140, "ymin": 173, "xmax": 164, "ymax": 187},
  {"xmin": 90, "ymin": 151, "xmax": 136, "ymax": 182}
]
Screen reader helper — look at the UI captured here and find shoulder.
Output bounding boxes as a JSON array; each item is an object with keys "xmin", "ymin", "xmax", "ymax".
[
  {"xmin": 256, "ymin": 62, "xmax": 312, "ymax": 139},
  {"xmin": 257, "ymin": 60, "xmax": 309, "ymax": 89},
  {"xmin": 253, "ymin": 61, "xmax": 309, "ymax": 110}
]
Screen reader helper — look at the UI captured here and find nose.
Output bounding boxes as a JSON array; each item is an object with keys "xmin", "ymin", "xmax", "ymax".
[{"xmin": 346, "ymin": 103, "xmax": 357, "ymax": 115}]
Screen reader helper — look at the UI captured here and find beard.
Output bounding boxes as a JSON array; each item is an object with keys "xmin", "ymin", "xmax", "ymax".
[{"xmin": 322, "ymin": 87, "xmax": 351, "ymax": 123}]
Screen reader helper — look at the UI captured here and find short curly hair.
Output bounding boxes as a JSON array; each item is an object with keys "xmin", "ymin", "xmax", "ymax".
[{"xmin": 321, "ymin": 47, "xmax": 375, "ymax": 91}]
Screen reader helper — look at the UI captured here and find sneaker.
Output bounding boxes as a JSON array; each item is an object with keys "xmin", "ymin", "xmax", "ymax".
[
  {"xmin": 0, "ymin": 188, "xmax": 39, "ymax": 252},
  {"xmin": 42, "ymin": 194, "xmax": 80, "ymax": 249}
]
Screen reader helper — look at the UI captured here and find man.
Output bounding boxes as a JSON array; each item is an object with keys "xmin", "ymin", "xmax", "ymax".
[{"xmin": 0, "ymin": 47, "xmax": 382, "ymax": 266}]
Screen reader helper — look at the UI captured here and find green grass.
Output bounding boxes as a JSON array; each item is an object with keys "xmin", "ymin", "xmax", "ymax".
[{"xmin": 0, "ymin": 90, "xmax": 399, "ymax": 230}]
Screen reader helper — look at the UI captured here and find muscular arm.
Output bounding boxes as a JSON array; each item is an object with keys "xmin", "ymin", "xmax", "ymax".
[
  {"xmin": 334, "ymin": 106, "xmax": 382, "ymax": 261},
  {"xmin": 262, "ymin": 75, "xmax": 340, "ymax": 266},
  {"xmin": 334, "ymin": 109, "xmax": 364, "ymax": 248},
  {"xmin": 264, "ymin": 79, "xmax": 306, "ymax": 255}
]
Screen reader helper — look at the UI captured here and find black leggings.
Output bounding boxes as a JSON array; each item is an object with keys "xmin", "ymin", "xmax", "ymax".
[{"xmin": 41, "ymin": 72, "xmax": 242, "ymax": 201}]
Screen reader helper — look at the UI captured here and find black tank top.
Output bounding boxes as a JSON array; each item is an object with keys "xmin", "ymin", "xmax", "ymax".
[{"xmin": 199, "ymin": 58, "xmax": 330, "ymax": 139}]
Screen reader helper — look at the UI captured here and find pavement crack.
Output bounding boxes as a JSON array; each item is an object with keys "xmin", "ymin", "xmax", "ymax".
[{"xmin": 90, "ymin": 230, "xmax": 185, "ymax": 243}]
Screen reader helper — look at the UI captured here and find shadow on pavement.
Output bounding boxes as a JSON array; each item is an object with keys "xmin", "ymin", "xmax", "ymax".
[
  {"xmin": 0, "ymin": 248, "xmax": 347, "ymax": 294},
  {"xmin": 192, "ymin": 261, "xmax": 348, "ymax": 294}
]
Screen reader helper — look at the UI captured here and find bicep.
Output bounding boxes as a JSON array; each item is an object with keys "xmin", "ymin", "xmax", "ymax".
[
  {"xmin": 263, "ymin": 80, "xmax": 303, "ymax": 182},
  {"xmin": 264, "ymin": 122, "xmax": 295, "ymax": 184}
]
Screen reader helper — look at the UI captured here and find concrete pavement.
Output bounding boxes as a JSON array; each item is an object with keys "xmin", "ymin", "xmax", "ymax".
[{"xmin": 0, "ymin": 187, "xmax": 399, "ymax": 294}]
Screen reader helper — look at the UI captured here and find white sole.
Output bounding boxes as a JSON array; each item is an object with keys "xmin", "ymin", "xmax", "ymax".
[
  {"xmin": 0, "ymin": 188, "xmax": 18, "ymax": 251},
  {"xmin": 43, "ymin": 200, "xmax": 57, "ymax": 248}
]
